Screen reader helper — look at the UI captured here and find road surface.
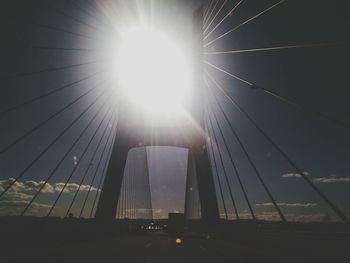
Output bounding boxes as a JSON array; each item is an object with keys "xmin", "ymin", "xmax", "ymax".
[{"xmin": 5, "ymin": 233, "xmax": 338, "ymax": 263}]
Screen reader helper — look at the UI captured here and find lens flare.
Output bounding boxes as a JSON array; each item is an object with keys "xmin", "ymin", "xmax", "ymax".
[{"xmin": 115, "ymin": 26, "xmax": 191, "ymax": 117}]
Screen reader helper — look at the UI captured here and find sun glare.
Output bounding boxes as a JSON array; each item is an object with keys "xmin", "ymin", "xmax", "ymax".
[{"xmin": 115, "ymin": 26, "xmax": 192, "ymax": 117}]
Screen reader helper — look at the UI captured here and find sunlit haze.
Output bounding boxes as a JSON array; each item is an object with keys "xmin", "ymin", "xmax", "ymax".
[{"xmin": 115, "ymin": 25, "xmax": 192, "ymax": 117}]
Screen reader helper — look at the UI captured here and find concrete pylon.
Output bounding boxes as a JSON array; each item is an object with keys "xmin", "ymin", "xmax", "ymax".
[{"xmin": 95, "ymin": 7, "xmax": 219, "ymax": 222}]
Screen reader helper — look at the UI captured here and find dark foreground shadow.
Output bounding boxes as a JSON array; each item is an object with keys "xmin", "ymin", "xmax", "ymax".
[{"xmin": 0, "ymin": 217, "xmax": 349, "ymax": 263}]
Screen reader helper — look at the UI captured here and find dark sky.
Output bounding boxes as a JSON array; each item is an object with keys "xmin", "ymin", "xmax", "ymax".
[
  {"xmin": 203, "ymin": 0, "xmax": 350, "ymax": 221},
  {"xmin": 0, "ymin": 0, "xmax": 349, "ymax": 221}
]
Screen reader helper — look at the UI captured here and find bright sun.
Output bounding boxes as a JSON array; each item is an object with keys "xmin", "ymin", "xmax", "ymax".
[{"xmin": 116, "ymin": 26, "xmax": 192, "ymax": 117}]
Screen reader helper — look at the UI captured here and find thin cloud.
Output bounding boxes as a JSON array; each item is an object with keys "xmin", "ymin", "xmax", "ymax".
[
  {"xmin": 0, "ymin": 178, "xmax": 100, "ymax": 195},
  {"xmin": 281, "ymin": 171, "xmax": 309, "ymax": 178},
  {"xmin": 0, "ymin": 178, "xmax": 102, "ymax": 216},
  {"xmin": 313, "ymin": 175, "xmax": 350, "ymax": 184},
  {"xmin": 0, "ymin": 200, "xmax": 50, "ymax": 208},
  {"xmin": 256, "ymin": 202, "xmax": 317, "ymax": 207},
  {"xmin": 282, "ymin": 172, "xmax": 350, "ymax": 184},
  {"xmin": 0, "ymin": 200, "xmax": 52, "ymax": 216},
  {"xmin": 220, "ymin": 211, "xmax": 339, "ymax": 222}
]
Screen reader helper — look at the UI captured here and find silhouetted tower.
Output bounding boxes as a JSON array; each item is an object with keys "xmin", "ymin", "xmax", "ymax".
[{"xmin": 95, "ymin": 7, "xmax": 219, "ymax": 222}]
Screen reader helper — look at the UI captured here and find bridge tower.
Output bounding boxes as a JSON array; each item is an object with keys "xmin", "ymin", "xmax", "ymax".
[{"xmin": 95, "ymin": 7, "xmax": 219, "ymax": 222}]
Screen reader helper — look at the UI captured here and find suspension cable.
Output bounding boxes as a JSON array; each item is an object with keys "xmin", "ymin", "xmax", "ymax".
[
  {"xmin": 204, "ymin": 42, "xmax": 341, "ymax": 55},
  {"xmin": 204, "ymin": 0, "xmax": 244, "ymax": 40},
  {"xmin": 0, "ymin": 70, "xmax": 106, "ymax": 116},
  {"xmin": 204, "ymin": 0, "xmax": 286, "ymax": 47},
  {"xmin": 42, "ymin": 4, "xmax": 106, "ymax": 34},
  {"xmin": 204, "ymin": 117, "xmax": 228, "ymax": 220},
  {"xmin": 203, "ymin": 0, "xmax": 220, "ymax": 28},
  {"xmin": 89, "ymin": 129, "xmax": 116, "ymax": 218},
  {"xmin": 206, "ymin": 106, "xmax": 239, "ymax": 219},
  {"xmin": 207, "ymin": 71, "xmax": 349, "ymax": 223},
  {"xmin": 78, "ymin": 111, "xmax": 117, "ymax": 218},
  {"xmin": 0, "ymin": 78, "xmax": 107, "ymax": 154},
  {"xmin": 144, "ymin": 148, "xmax": 153, "ymax": 219},
  {"xmin": 206, "ymin": 72, "xmax": 289, "ymax": 221},
  {"xmin": 203, "ymin": 0, "xmax": 214, "ymax": 23},
  {"xmin": 205, "ymin": 60, "xmax": 350, "ymax": 129},
  {"xmin": 66, "ymin": 0, "xmax": 112, "ymax": 30},
  {"xmin": 208, "ymin": 95, "xmax": 256, "ymax": 220},
  {"xmin": 125, "ymin": 154, "xmax": 130, "ymax": 219},
  {"xmin": 131, "ymin": 152, "xmax": 135, "ymax": 219},
  {"xmin": 46, "ymin": 102, "xmax": 114, "ymax": 217},
  {"xmin": 21, "ymin": 94, "xmax": 113, "ymax": 216},
  {"xmin": 1, "ymin": 60, "xmax": 99, "ymax": 80},
  {"xmin": 0, "ymin": 82, "xmax": 110, "ymax": 199},
  {"xmin": 63, "ymin": 107, "xmax": 115, "ymax": 218},
  {"xmin": 203, "ymin": 0, "xmax": 228, "ymax": 34},
  {"xmin": 32, "ymin": 46, "xmax": 98, "ymax": 52},
  {"xmin": 36, "ymin": 23, "xmax": 99, "ymax": 41}
]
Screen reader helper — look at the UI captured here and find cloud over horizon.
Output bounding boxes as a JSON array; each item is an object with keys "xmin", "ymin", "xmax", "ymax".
[
  {"xmin": 313, "ymin": 175, "xmax": 350, "ymax": 184},
  {"xmin": 0, "ymin": 178, "xmax": 100, "ymax": 217},
  {"xmin": 281, "ymin": 172, "xmax": 350, "ymax": 184},
  {"xmin": 0, "ymin": 178, "xmax": 100, "ymax": 195},
  {"xmin": 256, "ymin": 202, "xmax": 318, "ymax": 208}
]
